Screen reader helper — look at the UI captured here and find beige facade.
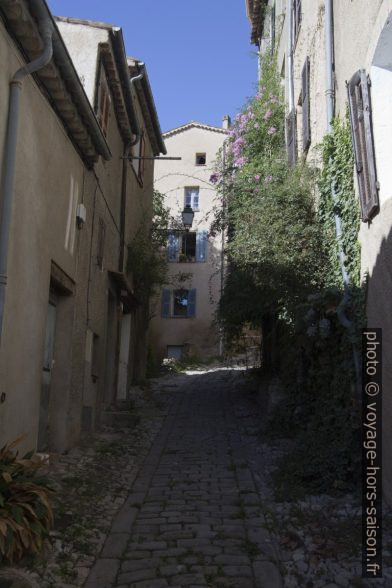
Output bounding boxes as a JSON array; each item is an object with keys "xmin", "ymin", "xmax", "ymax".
[
  {"xmin": 247, "ymin": 0, "xmax": 392, "ymax": 504},
  {"xmin": 150, "ymin": 122, "xmax": 228, "ymax": 362},
  {"xmin": 0, "ymin": 2, "xmax": 164, "ymax": 454}
]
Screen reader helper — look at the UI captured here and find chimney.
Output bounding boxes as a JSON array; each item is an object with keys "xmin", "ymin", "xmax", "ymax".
[{"xmin": 222, "ymin": 115, "xmax": 231, "ymax": 130}]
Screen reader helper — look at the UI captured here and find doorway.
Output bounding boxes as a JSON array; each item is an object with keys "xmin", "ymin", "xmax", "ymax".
[{"xmin": 37, "ymin": 292, "xmax": 57, "ymax": 451}]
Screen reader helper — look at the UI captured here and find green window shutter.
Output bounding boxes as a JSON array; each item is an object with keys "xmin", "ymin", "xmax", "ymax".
[
  {"xmin": 187, "ymin": 289, "xmax": 196, "ymax": 317},
  {"xmin": 347, "ymin": 69, "xmax": 379, "ymax": 222},
  {"xmin": 161, "ymin": 289, "xmax": 171, "ymax": 318},
  {"xmin": 196, "ymin": 230, "xmax": 208, "ymax": 262}
]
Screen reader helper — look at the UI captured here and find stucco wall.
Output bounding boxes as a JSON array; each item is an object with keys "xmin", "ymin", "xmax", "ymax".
[
  {"xmin": 0, "ymin": 17, "xmax": 157, "ymax": 454},
  {"xmin": 56, "ymin": 21, "xmax": 108, "ymax": 103},
  {"xmin": 264, "ymin": 0, "xmax": 392, "ymax": 505},
  {"xmin": 0, "ymin": 20, "xmax": 83, "ymax": 452},
  {"xmin": 150, "ymin": 125, "xmax": 227, "ymax": 361}
]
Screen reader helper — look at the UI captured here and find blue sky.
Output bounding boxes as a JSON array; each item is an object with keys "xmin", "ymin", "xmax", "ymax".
[{"xmin": 47, "ymin": 0, "xmax": 258, "ymax": 132}]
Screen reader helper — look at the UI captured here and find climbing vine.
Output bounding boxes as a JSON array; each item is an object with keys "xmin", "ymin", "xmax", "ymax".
[
  {"xmin": 318, "ymin": 113, "xmax": 361, "ymax": 289},
  {"xmin": 127, "ymin": 190, "xmax": 170, "ymax": 303}
]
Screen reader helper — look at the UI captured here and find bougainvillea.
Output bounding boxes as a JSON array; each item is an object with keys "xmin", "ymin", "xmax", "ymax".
[{"xmin": 210, "ymin": 53, "xmax": 323, "ymax": 336}]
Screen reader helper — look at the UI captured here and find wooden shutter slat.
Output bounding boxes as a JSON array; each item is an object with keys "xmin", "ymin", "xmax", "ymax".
[
  {"xmin": 347, "ymin": 69, "xmax": 379, "ymax": 222},
  {"xmin": 196, "ymin": 230, "xmax": 208, "ymax": 262},
  {"xmin": 286, "ymin": 109, "xmax": 297, "ymax": 167},
  {"xmin": 161, "ymin": 289, "xmax": 171, "ymax": 318},
  {"xmin": 302, "ymin": 57, "xmax": 310, "ymax": 152},
  {"xmin": 167, "ymin": 233, "xmax": 178, "ymax": 262},
  {"xmin": 187, "ymin": 289, "xmax": 196, "ymax": 317}
]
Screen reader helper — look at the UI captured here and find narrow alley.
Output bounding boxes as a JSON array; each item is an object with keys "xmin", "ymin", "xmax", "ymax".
[{"xmin": 86, "ymin": 369, "xmax": 281, "ymax": 588}]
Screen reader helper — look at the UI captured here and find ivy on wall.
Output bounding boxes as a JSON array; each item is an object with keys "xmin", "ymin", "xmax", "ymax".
[{"xmin": 318, "ymin": 113, "xmax": 361, "ymax": 289}]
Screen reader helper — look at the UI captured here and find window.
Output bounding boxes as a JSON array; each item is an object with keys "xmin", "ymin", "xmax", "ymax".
[
  {"xmin": 196, "ymin": 153, "xmax": 206, "ymax": 165},
  {"xmin": 180, "ymin": 232, "xmax": 196, "ymax": 262},
  {"xmin": 173, "ymin": 289, "xmax": 189, "ymax": 317},
  {"xmin": 185, "ymin": 187, "xmax": 199, "ymax": 210},
  {"xmin": 293, "ymin": 0, "xmax": 302, "ymax": 43},
  {"xmin": 97, "ymin": 217, "xmax": 106, "ymax": 269},
  {"xmin": 131, "ymin": 130, "xmax": 145, "ymax": 182},
  {"xmin": 301, "ymin": 57, "xmax": 310, "ymax": 153},
  {"xmin": 347, "ymin": 70, "xmax": 379, "ymax": 222},
  {"xmin": 161, "ymin": 289, "xmax": 196, "ymax": 318},
  {"xmin": 286, "ymin": 109, "xmax": 297, "ymax": 167},
  {"xmin": 270, "ymin": 3, "xmax": 276, "ymax": 55},
  {"xmin": 167, "ymin": 230, "xmax": 208, "ymax": 263},
  {"xmin": 96, "ymin": 66, "xmax": 111, "ymax": 137}
]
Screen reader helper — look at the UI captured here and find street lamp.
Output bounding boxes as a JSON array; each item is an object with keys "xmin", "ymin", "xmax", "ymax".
[{"xmin": 181, "ymin": 204, "xmax": 194, "ymax": 231}]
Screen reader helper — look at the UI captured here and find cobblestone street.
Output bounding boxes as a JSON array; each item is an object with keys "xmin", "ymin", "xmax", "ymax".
[{"xmin": 86, "ymin": 369, "xmax": 281, "ymax": 588}]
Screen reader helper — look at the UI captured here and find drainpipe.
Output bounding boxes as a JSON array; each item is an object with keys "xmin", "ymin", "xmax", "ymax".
[
  {"xmin": 119, "ymin": 65, "xmax": 145, "ymax": 273},
  {"xmin": 324, "ymin": 0, "xmax": 361, "ymax": 386},
  {"xmin": 0, "ymin": 20, "xmax": 53, "ymax": 344}
]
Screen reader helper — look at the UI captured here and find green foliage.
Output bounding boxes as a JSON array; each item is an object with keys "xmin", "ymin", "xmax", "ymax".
[
  {"xmin": 212, "ymin": 53, "xmax": 324, "ymax": 333},
  {"xmin": 0, "ymin": 438, "xmax": 54, "ymax": 563},
  {"xmin": 127, "ymin": 190, "xmax": 170, "ymax": 303},
  {"xmin": 211, "ymin": 54, "xmax": 365, "ymax": 497},
  {"xmin": 318, "ymin": 114, "xmax": 361, "ymax": 289}
]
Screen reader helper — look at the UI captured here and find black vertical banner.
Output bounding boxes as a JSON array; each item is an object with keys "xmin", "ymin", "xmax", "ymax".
[{"xmin": 362, "ymin": 329, "xmax": 382, "ymax": 578}]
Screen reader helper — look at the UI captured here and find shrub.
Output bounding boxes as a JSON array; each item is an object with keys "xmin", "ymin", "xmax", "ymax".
[{"xmin": 0, "ymin": 438, "xmax": 54, "ymax": 563}]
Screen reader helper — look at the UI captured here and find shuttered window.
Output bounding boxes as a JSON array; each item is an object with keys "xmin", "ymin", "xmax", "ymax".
[
  {"xmin": 167, "ymin": 233, "xmax": 179, "ymax": 262},
  {"xmin": 161, "ymin": 289, "xmax": 196, "ymax": 318},
  {"xmin": 286, "ymin": 109, "xmax": 297, "ymax": 167},
  {"xmin": 302, "ymin": 57, "xmax": 310, "ymax": 152},
  {"xmin": 196, "ymin": 230, "xmax": 208, "ymax": 262},
  {"xmin": 96, "ymin": 66, "xmax": 111, "ymax": 137},
  {"xmin": 97, "ymin": 217, "xmax": 106, "ymax": 269},
  {"xmin": 294, "ymin": 0, "xmax": 302, "ymax": 42},
  {"xmin": 161, "ymin": 289, "xmax": 171, "ymax": 318},
  {"xmin": 138, "ymin": 133, "xmax": 145, "ymax": 182},
  {"xmin": 187, "ymin": 289, "xmax": 196, "ymax": 317},
  {"xmin": 270, "ymin": 3, "xmax": 276, "ymax": 55},
  {"xmin": 347, "ymin": 69, "xmax": 379, "ymax": 222}
]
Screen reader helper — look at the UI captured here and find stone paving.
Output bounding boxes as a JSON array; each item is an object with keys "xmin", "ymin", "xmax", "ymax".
[{"xmin": 86, "ymin": 369, "xmax": 282, "ymax": 588}]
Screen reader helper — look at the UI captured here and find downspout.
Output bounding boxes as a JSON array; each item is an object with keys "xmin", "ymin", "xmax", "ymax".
[
  {"xmin": 119, "ymin": 65, "xmax": 145, "ymax": 273},
  {"xmin": 324, "ymin": 0, "xmax": 361, "ymax": 385},
  {"xmin": 0, "ymin": 20, "xmax": 54, "ymax": 344}
]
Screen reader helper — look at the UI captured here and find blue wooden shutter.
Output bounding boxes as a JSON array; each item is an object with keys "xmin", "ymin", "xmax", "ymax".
[
  {"xmin": 167, "ymin": 233, "xmax": 178, "ymax": 262},
  {"xmin": 196, "ymin": 230, "xmax": 208, "ymax": 262},
  {"xmin": 161, "ymin": 289, "xmax": 171, "ymax": 317},
  {"xmin": 187, "ymin": 289, "xmax": 196, "ymax": 317}
]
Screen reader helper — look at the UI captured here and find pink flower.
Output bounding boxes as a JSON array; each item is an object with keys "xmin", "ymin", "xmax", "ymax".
[
  {"xmin": 264, "ymin": 109, "xmax": 273, "ymax": 120},
  {"xmin": 270, "ymin": 95, "xmax": 279, "ymax": 104},
  {"xmin": 254, "ymin": 174, "xmax": 261, "ymax": 182},
  {"xmin": 234, "ymin": 156, "xmax": 247, "ymax": 167},
  {"xmin": 254, "ymin": 122, "xmax": 260, "ymax": 129},
  {"xmin": 267, "ymin": 126, "xmax": 277, "ymax": 135},
  {"xmin": 264, "ymin": 175, "xmax": 273, "ymax": 183}
]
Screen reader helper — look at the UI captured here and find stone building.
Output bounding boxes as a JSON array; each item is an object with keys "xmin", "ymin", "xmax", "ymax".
[
  {"xmin": 0, "ymin": 0, "xmax": 165, "ymax": 453},
  {"xmin": 150, "ymin": 121, "xmax": 228, "ymax": 363},
  {"xmin": 247, "ymin": 0, "xmax": 392, "ymax": 504}
]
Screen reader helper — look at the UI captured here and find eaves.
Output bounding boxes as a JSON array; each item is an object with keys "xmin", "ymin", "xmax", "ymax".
[
  {"xmin": 0, "ymin": 0, "xmax": 111, "ymax": 168},
  {"xmin": 128, "ymin": 59, "xmax": 166, "ymax": 156}
]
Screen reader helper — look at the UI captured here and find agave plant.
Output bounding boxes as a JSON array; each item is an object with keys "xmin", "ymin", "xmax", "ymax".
[{"xmin": 0, "ymin": 437, "xmax": 54, "ymax": 563}]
